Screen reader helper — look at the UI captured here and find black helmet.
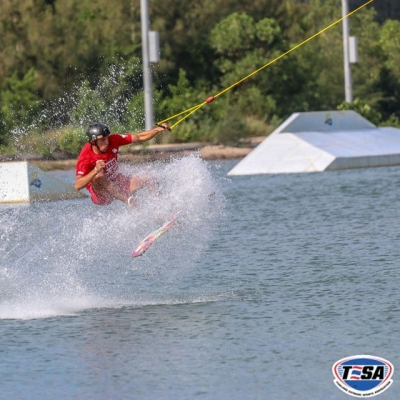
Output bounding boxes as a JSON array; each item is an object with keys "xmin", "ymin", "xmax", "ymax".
[{"xmin": 86, "ymin": 123, "xmax": 111, "ymax": 141}]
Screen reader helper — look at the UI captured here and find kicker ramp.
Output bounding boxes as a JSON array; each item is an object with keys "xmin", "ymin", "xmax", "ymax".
[
  {"xmin": 228, "ymin": 111, "xmax": 400, "ymax": 175},
  {"xmin": 0, "ymin": 161, "xmax": 87, "ymax": 203}
]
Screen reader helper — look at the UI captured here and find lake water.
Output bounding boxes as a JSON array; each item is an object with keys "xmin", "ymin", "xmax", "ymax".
[{"xmin": 1, "ymin": 156, "xmax": 399, "ymax": 399}]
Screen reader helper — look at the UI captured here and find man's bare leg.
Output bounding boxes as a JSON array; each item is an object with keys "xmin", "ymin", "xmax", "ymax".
[
  {"xmin": 129, "ymin": 173, "xmax": 160, "ymax": 195},
  {"xmin": 92, "ymin": 173, "xmax": 131, "ymax": 203}
]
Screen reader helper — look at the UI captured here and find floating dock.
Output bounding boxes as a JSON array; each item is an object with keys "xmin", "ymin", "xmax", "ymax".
[{"xmin": 228, "ymin": 111, "xmax": 400, "ymax": 175}]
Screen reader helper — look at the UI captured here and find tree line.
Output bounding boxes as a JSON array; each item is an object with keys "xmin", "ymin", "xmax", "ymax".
[{"xmin": 0, "ymin": 0, "xmax": 399, "ymax": 156}]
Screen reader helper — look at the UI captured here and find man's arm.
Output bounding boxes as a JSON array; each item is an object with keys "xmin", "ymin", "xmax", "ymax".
[
  {"xmin": 130, "ymin": 124, "xmax": 169, "ymax": 144},
  {"xmin": 74, "ymin": 160, "xmax": 105, "ymax": 191}
]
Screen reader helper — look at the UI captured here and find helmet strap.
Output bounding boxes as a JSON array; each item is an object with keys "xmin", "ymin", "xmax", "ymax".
[
  {"xmin": 90, "ymin": 139, "xmax": 100, "ymax": 153},
  {"xmin": 91, "ymin": 138, "xmax": 107, "ymax": 154}
]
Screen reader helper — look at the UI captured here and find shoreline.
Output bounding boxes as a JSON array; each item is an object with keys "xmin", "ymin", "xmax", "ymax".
[{"xmin": 1, "ymin": 139, "xmax": 265, "ymax": 171}]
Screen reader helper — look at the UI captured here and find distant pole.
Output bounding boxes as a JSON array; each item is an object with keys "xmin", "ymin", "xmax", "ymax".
[
  {"xmin": 342, "ymin": 0, "xmax": 353, "ymax": 103},
  {"xmin": 140, "ymin": 0, "xmax": 154, "ymax": 130}
]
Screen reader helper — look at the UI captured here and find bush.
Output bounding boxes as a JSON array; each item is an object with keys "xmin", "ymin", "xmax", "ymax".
[
  {"xmin": 58, "ymin": 127, "xmax": 87, "ymax": 157},
  {"xmin": 337, "ymin": 98, "xmax": 382, "ymax": 125},
  {"xmin": 0, "ymin": 110, "xmax": 9, "ymax": 146},
  {"xmin": 213, "ymin": 106, "xmax": 249, "ymax": 145},
  {"xmin": 380, "ymin": 114, "xmax": 400, "ymax": 128}
]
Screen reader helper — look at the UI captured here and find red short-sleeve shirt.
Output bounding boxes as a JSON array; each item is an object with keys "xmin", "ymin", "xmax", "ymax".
[
  {"xmin": 76, "ymin": 134, "xmax": 132, "ymax": 183},
  {"xmin": 76, "ymin": 134, "xmax": 133, "ymax": 205}
]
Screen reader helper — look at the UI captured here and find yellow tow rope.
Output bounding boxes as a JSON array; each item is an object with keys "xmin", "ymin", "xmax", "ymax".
[{"xmin": 158, "ymin": 0, "xmax": 374, "ymax": 130}]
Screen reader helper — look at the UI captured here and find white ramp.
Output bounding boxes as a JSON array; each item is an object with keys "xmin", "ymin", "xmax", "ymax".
[
  {"xmin": 0, "ymin": 161, "xmax": 87, "ymax": 203},
  {"xmin": 228, "ymin": 111, "xmax": 400, "ymax": 175}
]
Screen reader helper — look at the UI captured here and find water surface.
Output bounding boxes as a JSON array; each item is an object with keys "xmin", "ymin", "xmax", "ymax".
[{"xmin": 1, "ymin": 158, "xmax": 399, "ymax": 399}]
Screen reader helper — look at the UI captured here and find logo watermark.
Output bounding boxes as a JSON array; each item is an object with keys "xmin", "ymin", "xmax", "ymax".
[{"xmin": 332, "ymin": 355, "xmax": 394, "ymax": 397}]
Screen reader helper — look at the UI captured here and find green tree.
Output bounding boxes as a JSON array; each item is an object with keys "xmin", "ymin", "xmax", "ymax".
[
  {"xmin": 0, "ymin": 0, "xmax": 138, "ymax": 101},
  {"xmin": 210, "ymin": 12, "xmax": 315, "ymax": 122},
  {"xmin": 291, "ymin": 0, "xmax": 384, "ymax": 112},
  {"xmin": 380, "ymin": 20, "xmax": 400, "ymax": 78},
  {"xmin": 1, "ymin": 68, "xmax": 41, "ymax": 128},
  {"xmin": 371, "ymin": 67, "xmax": 400, "ymax": 122},
  {"xmin": 156, "ymin": 69, "xmax": 216, "ymax": 142},
  {"xmin": 0, "ymin": 0, "xmax": 398, "ymax": 150}
]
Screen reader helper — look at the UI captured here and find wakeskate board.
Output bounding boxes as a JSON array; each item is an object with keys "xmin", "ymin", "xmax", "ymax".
[{"xmin": 131, "ymin": 211, "xmax": 182, "ymax": 257}]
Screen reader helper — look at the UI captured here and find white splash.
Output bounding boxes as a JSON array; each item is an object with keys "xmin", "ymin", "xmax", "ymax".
[{"xmin": 0, "ymin": 155, "xmax": 225, "ymax": 319}]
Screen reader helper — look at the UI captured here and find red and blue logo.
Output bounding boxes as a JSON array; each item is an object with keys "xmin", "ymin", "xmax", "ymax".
[{"xmin": 332, "ymin": 355, "xmax": 394, "ymax": 397}]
